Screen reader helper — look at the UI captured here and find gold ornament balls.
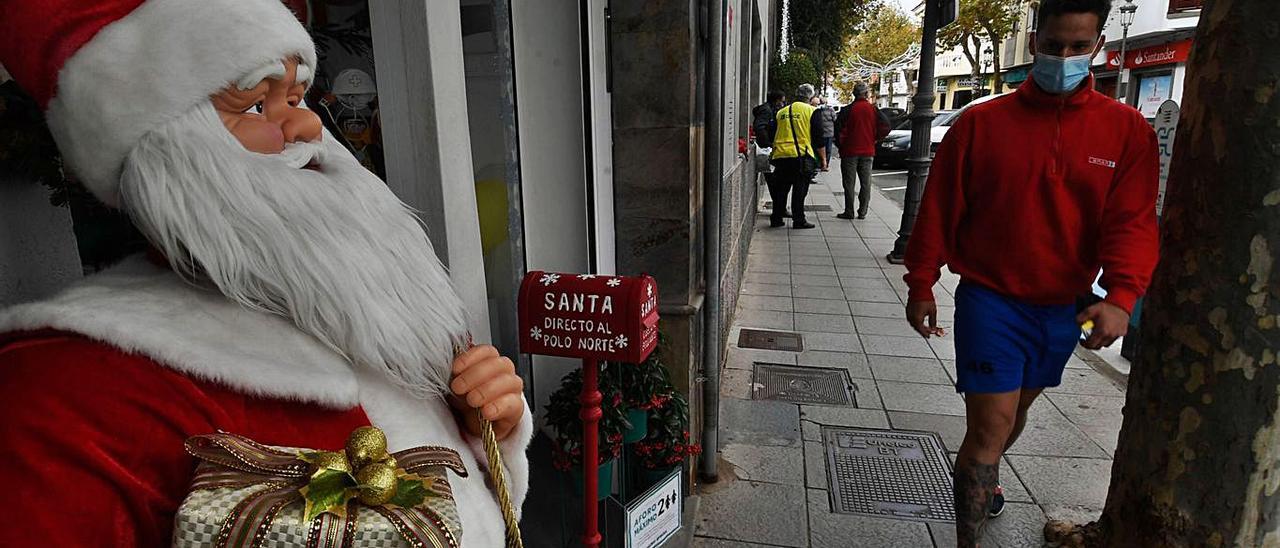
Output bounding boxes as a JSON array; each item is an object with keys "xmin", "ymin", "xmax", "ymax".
[
  {"xmin": 346, "ymin": 426, "xmax": 389, "ymax": 469},
  {"xmin": 310, "ymin": 450, "xmax": 352, "ymax": 474},
  {"xmin": 356, "ymin": 463, "xmax": 398, "ymax": 505}
]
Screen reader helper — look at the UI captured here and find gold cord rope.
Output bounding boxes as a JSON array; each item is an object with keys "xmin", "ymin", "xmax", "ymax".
[{"xmin": 480, "ymin": 414, "xmax": 523, "ymax": 548}]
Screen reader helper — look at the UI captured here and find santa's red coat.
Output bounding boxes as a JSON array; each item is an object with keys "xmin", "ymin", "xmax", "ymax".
[
  {"xmin": 0, "ymin": 331, "xmax": 371, "ymax": 546},
  {"xmin": 0, "ymin": 258, "xmax": 533, "ymax": 547}
]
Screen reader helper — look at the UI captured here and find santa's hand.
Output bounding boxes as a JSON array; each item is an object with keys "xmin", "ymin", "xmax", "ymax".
[{"xmin": 449, "ymin": 345, "xmax": 526, "ymax": 440}]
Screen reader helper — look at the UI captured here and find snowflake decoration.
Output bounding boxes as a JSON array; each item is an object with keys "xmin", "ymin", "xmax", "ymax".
[
  {"xmin": 577, "ymin": 274, "xmax": 597, "ymax": 280},
  {"xmin": 539, "ymin": 273, "xmax": 561, "ymax": 286},
  {"xmin": 614, "ymin": 334, "xmax": 629, "ymax": 348},
  {"xmin": 606, "ymin": 278, "xmax": 621, "ymax": 288},
  {"xmin": 530, "ymin": 327, "xmax": 543, "ymax": 341}
]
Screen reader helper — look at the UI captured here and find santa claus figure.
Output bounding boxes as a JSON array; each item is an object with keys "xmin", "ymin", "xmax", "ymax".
[{"xmin": 0, "ymin": 0, "xmax": 531, "ymax": 546}]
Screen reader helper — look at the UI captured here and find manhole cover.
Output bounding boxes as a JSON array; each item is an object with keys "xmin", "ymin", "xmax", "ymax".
[
  {"xmin": 823, "ymin": 427, "xmax": 955, "ymax": 523},
  {"xmin": 752, "ymin": 363, "xmax": 855, "ymax": 405},
  {"xmin": 738, "ymin": 329, "xmax": 803, "ymax": 352}
]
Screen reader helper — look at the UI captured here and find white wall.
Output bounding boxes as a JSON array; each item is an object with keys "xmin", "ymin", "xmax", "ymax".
[
  {"xmin": 1103, "ymin": 0, "xmax": 1198, "ymax": 39},
  {"xmin": 511, "ymin": 0, "xmax": 592, "ymax": 421}
]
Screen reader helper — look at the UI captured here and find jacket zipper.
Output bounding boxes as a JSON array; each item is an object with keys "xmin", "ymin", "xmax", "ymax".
[{"xmin": 1052, "ymin": 99, "xmax": 1065, "ymax": 177}]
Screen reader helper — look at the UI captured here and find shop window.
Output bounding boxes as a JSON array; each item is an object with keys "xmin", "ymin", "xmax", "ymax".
[
  {"xmin": 1168, "ymin": 0, "xmax": 1203, "ymax": 14},
  {"xmin": 285, "ymin": 0, "xmax": 387, "ymax": 179}
]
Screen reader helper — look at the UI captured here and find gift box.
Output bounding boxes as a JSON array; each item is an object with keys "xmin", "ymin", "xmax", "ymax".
[{"xmin": 172, "ymin": 428, "xmax": 467, "ymax": 548}]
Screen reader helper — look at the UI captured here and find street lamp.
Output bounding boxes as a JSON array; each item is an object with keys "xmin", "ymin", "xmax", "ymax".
[
  {"xmin": 1115, "ymin": 0, "xmax": 1138, "ymax": 100},
  {"xmin": 886, "ymin": 0, "xmax": 941, "ymax": 264}
]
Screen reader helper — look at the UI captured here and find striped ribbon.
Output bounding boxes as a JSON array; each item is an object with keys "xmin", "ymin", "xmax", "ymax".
[{"xmin": 184, "ymin": 432, "xmax": 467, "ymax": 548}]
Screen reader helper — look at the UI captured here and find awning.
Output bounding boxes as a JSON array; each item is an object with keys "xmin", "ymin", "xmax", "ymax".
[{"xmin": 1002, "ymin": 64, "xmax": 1031, "ymax": 85}]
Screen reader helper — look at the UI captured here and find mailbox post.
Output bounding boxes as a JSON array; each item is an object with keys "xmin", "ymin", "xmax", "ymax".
[{"xmin": 518, "ymin": 271, "xmax": 659, "ymax": 548}]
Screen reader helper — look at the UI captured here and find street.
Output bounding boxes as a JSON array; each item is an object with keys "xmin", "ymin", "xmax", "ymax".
[{"xmin": 868, "ymin": 167, "xmax": 909, "ymax": 209}]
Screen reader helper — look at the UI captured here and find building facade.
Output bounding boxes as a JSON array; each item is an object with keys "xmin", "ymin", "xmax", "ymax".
[{"xmin": 1096, "ymin": 0, "xmax": 1201, "ymax": 118}]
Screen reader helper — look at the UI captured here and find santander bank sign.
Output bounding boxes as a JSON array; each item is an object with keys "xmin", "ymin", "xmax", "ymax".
[{"xmin": 1106, "ymin": 40, "xmax": 1193, "ymax": 70}]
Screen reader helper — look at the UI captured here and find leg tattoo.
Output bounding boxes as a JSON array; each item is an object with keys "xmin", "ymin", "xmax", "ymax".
[{"xmin": 954, "ymin": 459, "xmax": 999, "ymax": 547}]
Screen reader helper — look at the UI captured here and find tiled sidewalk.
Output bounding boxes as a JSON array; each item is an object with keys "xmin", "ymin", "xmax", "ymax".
[{"xmin": 691, "ymin": 164, "xmax": 1126, "ymax": 547}]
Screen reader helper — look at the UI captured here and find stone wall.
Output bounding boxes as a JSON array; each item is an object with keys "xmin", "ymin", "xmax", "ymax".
[{"xmin": 610, "ymin": 0, "xmax": 703, "ymax": 403}]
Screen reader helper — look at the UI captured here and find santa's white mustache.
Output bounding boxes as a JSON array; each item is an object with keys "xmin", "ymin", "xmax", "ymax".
[{"xmin": 260, "ymin": 139, "xmax": 327, "ymax": 169}]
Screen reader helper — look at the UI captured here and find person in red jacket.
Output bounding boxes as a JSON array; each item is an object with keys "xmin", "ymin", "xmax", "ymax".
[
  {"xmin": 902, "ymin": 0, "xmax": 1158, "ymax": 545},
  {"xmin": 834, "ymin": 81, "xmax": 891, "ymax": 219}
]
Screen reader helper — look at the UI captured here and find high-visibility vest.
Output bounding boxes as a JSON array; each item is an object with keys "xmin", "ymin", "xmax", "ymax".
[{"xmin": 771, "ymin": 102, "xmax": 818, "ymax": 160}]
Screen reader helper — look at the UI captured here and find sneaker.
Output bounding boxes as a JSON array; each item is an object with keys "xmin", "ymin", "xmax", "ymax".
[
  {"xmin": 988, "ymin": 486, "xmax": 1006, "ymax": 518},
  {"xmin": 793, "ymin": 222, "xmax": 817, "ymax": 229},
  {"xmin": 835, "ymin": 213, "xmax": 856, "ymax": 220}
]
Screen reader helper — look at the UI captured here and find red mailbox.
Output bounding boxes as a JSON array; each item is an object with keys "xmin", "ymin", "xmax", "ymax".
[
  {"xmin": 518, "ymin": 271, "xmax": 659, "ymax": 364},
  {"xmin": 517, "ymin": 271, "xmax": 659, "ymax": 548}
]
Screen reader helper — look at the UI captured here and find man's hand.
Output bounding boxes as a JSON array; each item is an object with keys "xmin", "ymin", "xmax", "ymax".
[
  {"xmin": 1077, "ymin": 302, "xmax": 1129, "ymax": 350},
  {"xmin": 449, "ymin": 345, "xmax": 525, "ymax": 440},
  {"xmin": 906, "ymin": 300, "xmax": 946, "ymax": 339}
]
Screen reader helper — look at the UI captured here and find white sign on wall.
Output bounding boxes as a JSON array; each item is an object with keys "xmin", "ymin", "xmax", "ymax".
[
  {"xmin": 1153, "ymin": 100, "xmax": 1180, "ymax": 217},
  {"xmin": 625, "ymin": 471, "xmax": 683, "ymax": 548}
]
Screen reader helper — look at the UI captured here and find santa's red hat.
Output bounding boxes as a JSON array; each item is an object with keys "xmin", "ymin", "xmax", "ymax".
[{"xmin": 0, "ymin": 0, "xmax": 317, "ymax": 207}]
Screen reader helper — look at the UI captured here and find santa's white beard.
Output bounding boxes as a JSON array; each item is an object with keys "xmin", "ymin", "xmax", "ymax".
[{"xmin": 119, "ymin": 103, "xmax": 469, "ymax": 398}]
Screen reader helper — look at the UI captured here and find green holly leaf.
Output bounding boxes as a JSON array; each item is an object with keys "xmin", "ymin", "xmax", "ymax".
[
  {"xmin": 301, "ymin": 469, "xmax": 358, "ymax": 522},
  {"xmin": 387, "ymin": 476, "xmax": 432, "ymax": 509}
]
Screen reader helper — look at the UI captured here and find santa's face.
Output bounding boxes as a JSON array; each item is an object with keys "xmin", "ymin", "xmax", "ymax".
[
  {"xmin": 116, "ymin": 57, "xmax": 469, "ymax": 399},
  {"xmin": 211, "ymin": 57, "xmax": 323, "ymax": 155}
]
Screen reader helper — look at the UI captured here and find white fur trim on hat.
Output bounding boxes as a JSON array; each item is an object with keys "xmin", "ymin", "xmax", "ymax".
[{"xmin": 45, "ymin": 0, "xmax": 317, "ymax": 207}]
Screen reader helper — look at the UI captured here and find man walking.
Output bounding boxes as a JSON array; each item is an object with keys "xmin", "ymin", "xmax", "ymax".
[
  {"xmin": 902, "ymin": 1, "xmax": 1158, "ymax": 545},
  {"xmin": 835, "ymin": 81, "xmax": 890, "ymax": 220},
  {"xmin": 753, "ymin": 90, "xmax": 788, "ymax": 217},
  {"xmin": 769, "ymin": 84, "xmax": 826, "ymax": 229}
]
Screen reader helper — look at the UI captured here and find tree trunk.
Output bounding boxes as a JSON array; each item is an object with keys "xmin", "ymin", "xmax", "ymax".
[
  {"xmin": 989, "ymin": 32, "xmax": 1003, "ymax": 93},
  {"xmin": 886, "ymin": 70, "xmax": 895, "ymax": 107},
  {"xmin": 1079, "ymin": 1, "xmax": 1280, "ymax": 545}
]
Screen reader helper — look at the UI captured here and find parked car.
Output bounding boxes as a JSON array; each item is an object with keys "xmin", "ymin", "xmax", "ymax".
[
  {"xmin": 874, "ymin": 110, "xmax": 954, "ymax": 168},
  {"xmin": 879, "ymin": 107, "xmax": 908, "ymax": 128},
  {"xmin": 874, "ymin": 93, "xmax": 1009, "ymax": 167}
]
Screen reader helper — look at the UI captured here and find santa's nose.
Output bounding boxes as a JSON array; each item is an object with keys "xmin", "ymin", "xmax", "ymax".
[{"xmin": 265, "ymin": 101, "xmax": 322, "ymax": 144}]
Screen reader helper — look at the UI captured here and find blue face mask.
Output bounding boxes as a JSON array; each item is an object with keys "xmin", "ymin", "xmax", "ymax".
[{"xmin": 1031, "ymin": 52, "xmax": 1094, "ymax": 94}]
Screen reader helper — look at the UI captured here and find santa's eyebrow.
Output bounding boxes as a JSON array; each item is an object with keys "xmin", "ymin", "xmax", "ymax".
[
  {"xmin": 236, "ymin": 61, "xmax": 288, "ymax": 91},
  {"xmin": 294, "ymin": 64, "xmax": 313, "ymax": 87}
]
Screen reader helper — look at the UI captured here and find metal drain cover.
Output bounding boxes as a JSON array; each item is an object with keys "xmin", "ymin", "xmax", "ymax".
[
  {"xmin": 752, "ymin": 363, "xmax": 855, "ymax": 405},
  {"xmin": 808, "ymin": 205, "xmax": 834, "ymax": 212},
  {"xmin": 738, "ymin": 329, "xmax": 803, "ymax": 352},
  {"xmin": 823, "ymin": 427, "xmax": 955, "ymax": 523}
]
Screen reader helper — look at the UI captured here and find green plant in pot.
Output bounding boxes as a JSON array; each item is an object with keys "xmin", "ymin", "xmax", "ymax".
[
  {"xmin": 545, "ymin": 369, "xmax": 627, "ymax": 500},
  {"xmin": 602, "ymin": 346, "xmax": 672, "ymax": 444},
  {"xmin": 630, "ymin": 387, "xmax": 701, "ymax": 490}
]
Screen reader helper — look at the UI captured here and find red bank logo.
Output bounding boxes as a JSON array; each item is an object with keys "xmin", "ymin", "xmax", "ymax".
[{"xmin": 1089, "ymin": 156, "xmax": 1117, "ymax": 169}]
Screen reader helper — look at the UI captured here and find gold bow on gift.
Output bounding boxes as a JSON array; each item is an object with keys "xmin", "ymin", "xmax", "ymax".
[{"xmin": 183, "ymin": 427, "xmax": 467, "ymax": 548}]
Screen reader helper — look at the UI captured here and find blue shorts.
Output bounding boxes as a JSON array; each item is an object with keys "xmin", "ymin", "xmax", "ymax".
[{"xmin": 953, "ymin": 283, "xmax": 1080, "ymax": 394}]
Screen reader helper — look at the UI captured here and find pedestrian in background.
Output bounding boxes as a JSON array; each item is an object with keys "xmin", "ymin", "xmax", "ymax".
[
  {"xmin": 834, "ymin": 81, "xmax": 890, "ymax": 220},
  {"xmin": 769, "ymin": 83, "xmax": 825, "ymax": 229},
  {"xmin": 752, "ymin": 90, "xmax": 788, "ymax": 218},
  {"xmin": 810, "ymin": 95, "xmax": 837, "ymax": 171},
  {"xmin": 902, "ymin": 0, "xmax": 1158, "ymax": 545}
]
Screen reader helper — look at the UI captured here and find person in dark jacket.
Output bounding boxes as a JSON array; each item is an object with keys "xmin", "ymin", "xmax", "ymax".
[
  {"xmin": 752, "ymin": 90, "xmax": 788, "ymax": 217},
  {"xmin": 811, "ymin": 96, "xmax": 837, "ymax": 170},
  {"xmin": 834, "ymin": 82, "xmax": 891, "ymax": 219},
  {"xmin": 752, "ymin": 90, "xmax": 785, "ymax": 147}
]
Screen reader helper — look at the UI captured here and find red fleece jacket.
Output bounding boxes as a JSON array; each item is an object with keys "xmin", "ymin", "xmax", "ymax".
[
  {"xmin": 904, "ymin": 75, "xmax": 1159, "ymax": 313},
  {"xmin": 836, "ymin": 99, "xmax": 889, "ymax": 157}
]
